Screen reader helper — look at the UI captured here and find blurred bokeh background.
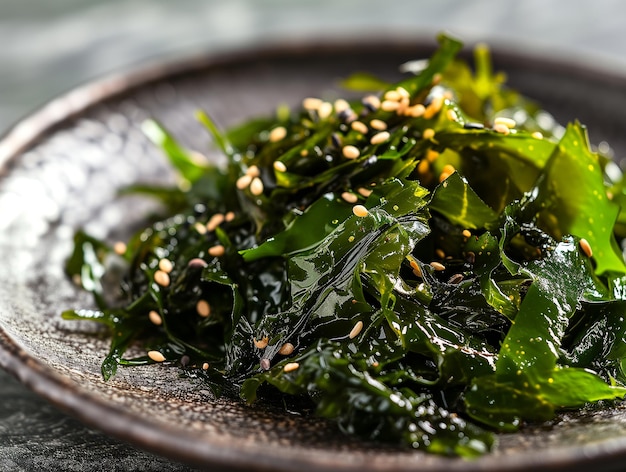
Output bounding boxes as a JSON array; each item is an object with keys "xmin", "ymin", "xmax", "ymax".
[{"xmin": 2, "ymin": 0, "xmax": 626, "ymax": 470}]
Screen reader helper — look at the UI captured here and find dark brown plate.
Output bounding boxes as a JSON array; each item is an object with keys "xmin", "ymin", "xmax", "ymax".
[{"xmin": 2, "ymin": 38, "xmax": 626, "ymax": 472}]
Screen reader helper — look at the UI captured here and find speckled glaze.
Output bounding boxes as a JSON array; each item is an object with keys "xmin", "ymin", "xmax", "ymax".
[{"xmin": 3, "ymin": 40, "xmax": 626, "ymax": 472}]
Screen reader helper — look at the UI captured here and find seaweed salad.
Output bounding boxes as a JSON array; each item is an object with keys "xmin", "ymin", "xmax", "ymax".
[{"xmin": 63, "ymin": 33, "xmax": 626, "ymax": 457}]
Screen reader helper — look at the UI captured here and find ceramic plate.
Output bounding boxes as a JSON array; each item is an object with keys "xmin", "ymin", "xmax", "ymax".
[{"xmin": 2, "ymin": 39, "xmax": 626, "ymax": 472}]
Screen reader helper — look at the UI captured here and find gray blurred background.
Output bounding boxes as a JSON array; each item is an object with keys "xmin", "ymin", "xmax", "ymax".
[{"xmin": 1, "ymin": 0, "xmax": 626, "ymax": 470}]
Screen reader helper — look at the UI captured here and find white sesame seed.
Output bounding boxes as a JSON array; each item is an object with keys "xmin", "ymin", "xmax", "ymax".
[
  {"xmin": 279, "ymin": 343, "xmax": 295, "ymax": 355},
  {"xmin": 254, "ymin": 337, "xmax": 269, "ymax": 349},
  {"xmin": 283, "ymin": 362, "xmax": 300, "ymax": 373},
  {"xmin": 353, "ymin": 204, "xmax": 369, "ymax": 217},
  {"xmin": 351, "ymin": 121, "xmax": 368, "ymax": 134},
  {"xmin": 408, "ymin": 104, "xmax": 425, "ymax": 117},
  {"xmin": 269, "ymin": 126, "xmax": 287, "ymax": 142},
  {"xmin": 370, "ymin": 131, "xmax": 390, "ymax": 145},
  {"xmin": 224, "ymin": 211, "xmax": 236, "ymax": 222},
  {"xmin": 303, "ymin": 97, "xmax": 323, "ymax": 110},
  {"xmin": 579, "ymin": 238, "xmax": 593, "ymax": 258},
  {"xmin": 273, "ymin": 161, "xmax": 287, "ymax": 172},
  {"xmin": 236, "ymin": 174, "xmax": 253, "ymax": 190},
  {"xmin": 158, "ymin": 258, "xmax": 173, "ymax": 273},
  {"xmin": 334, "ymin": 98, "xmax": 350, "ymax": 113},
  {"xmin": 494, "ymin": 116, "xmax": 516, "ymax": 129},
  {"xmin": 196, "ymin": 299, "xmax": 211, "ymax": 317},
  {"xmin": 208, "ymin": 245, "xmax": 225, "ymax": 257},
  {"xmin": 113, "ymin": 241, "xmax": 127, "ymax": 255},
  {"xmin": 384, "ymin": 90, "xmax": 402, "ymax": 101},
  {"xmin": 194, "ymin": 222, "xmax": 207, "ymax": 235},
  {"xmin": 342, "ymin": 145, "xmax": 360, "ymax": 159},
  {"xmin": 430, "ymin": 261, "xmax": 446, "ymax": 271},
  {"xmin": 381, "ymin": 100, "xmax": 400, "ymax": 112},
  {"xmin": 206, "ymin": 213, "xmax": 225, "ymax": 232},
  {"xmin": 493, "ymin": 123, "xmax": 510, "ymax": 135},
  {"xmin": 318, "ymin": 102, "xmax": 333, "ymax": 119},
  {"xmin": 246, "ymin": 165, "xmax": 260, "ymax": 177},
  {"xmin": 532, "ymin": 131, "xmax": 544, "ymax": 139},
  {"xmin": 357, "ymin": 187, "xmax": 373, "ymax": 197},
  {"xmin": 148, "ymin": 350, "xmax": 166, "ymax": 362},
  {"xmin": 148, "ymin": 310, "xmax": 162, "ymax": 326},
  {"xmin": 349, "ymin": 320, "xmax": 364, "ymax": 339},
  {"xmin": 250, "ymin": 177, "xmax": 264, "ymax": 196},
  {"xmin": 369, "ymin": 119, "xmax": 387, "ymax": 130},
  {"xmin": 362, "ymin": 95, "xmax": 381, "ymax": 110},
  {"xmin": 396, "ymin": 86, "xmax": 410, "ymax": 98},
  {"xmin": 202, "ymin": 362, "xmax": 210, "ymax": 370},
  {"xmin": 154, "ymin": 270, "xmax": 170, "ymax": 287},
  {"xmin": 341, "ymin": 191, "xmax": 358, "ymax": 204}
]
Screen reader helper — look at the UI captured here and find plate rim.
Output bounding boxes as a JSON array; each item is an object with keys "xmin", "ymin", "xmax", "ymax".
[{"xmin": 2, "ymin": 36, "xmax": 626, "ymax": 471}]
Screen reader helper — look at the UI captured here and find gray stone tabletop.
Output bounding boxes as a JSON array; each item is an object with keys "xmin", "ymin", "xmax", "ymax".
[{"xmin": 2, "ymin": 1, "xmax": 626, "ymax": 470}]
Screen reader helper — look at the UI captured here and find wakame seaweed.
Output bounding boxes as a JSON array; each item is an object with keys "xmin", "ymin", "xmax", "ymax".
[{"xmin": 63, "ymin": 33, "xmax": 626, "ymax": 457}]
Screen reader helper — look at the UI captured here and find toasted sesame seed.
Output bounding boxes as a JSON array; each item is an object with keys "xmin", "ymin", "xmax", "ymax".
[
  {"xmin": 370, "ymin": 131, "xmax": 390, "ymax": 145},
  {"xmin": 532, "ymin": 131, "xmax": 544, "ymax": 139},
  {"xmin": 362, "ymin": 95, "xmax": 381, "ymax": 110},
  {"xmin": 342, "ymin": 145, "xmax": 360, "ymax": 159},
  {"xmin": 349, "ymin": 320, "xmax": 364, "ymax": 339},
  {"xmin": 396, "ymin": 86, "xmax": 410, "ymax": 98},
  {"xmin": 426, "ymin": 149, "xmax": 439, "ymax": 162},
  {"xmin": 154, "ymin": 270, "xmax": 170, "ymax": 287},
  {"xmin": 352, "ymin": 204, "xmax": 369, "ymax": 217},
  {"xmin": 408, "ymin": 104, "xmax": 425, "ymax": 117},
  {"xmin": 188, "ymin": 257, "xmax": 208, "ymax": 269},
  {"xmin": 494, "ymin": 116, "xmax": 516, "ymax": 129},
  {"xmin": 357, "ymin": 187, "xmax": 373, "ymax": 197},
  {"xmin": 279, "ymin": 343, "xmax": 295, "ymax": 355},
  {"xmin": 423, "ymin": 95, "xmax": 444, "ymax": 119},
  {"xmin": 236, "ymin": 174, "xmax": 253, "ymax": 190},
  {"xmin": 435, "ymin": 248, "xmax": 446, "ymax": 259},
  {"xmin": 439, "ymin": 164, "xmax": 456, "ymax": 182},
  {"xmin": 351, "ymin": 121, "xmax": 368, "ymax": 134},
  {"xmin": 318, "ymin": 101, "xmax": 333, "ymax": 119},
  {"xmin": 369, "ymin": 119, "xmax": 387, "ymax": 131},
  {"xmin": 202, "ymin": 362, "xmax": 210, "ymax": 370},
  {"xmin": 206, "ymin": 213, "xmax": 225, "ymax": 232},
  {"xmin": 196, "ymin": 299, "xmax": 211, "ymax": 317},
  {"xmin": 303, "ymin": 97, "xmax": 323, "ymax": 110},
  {"xmin": 158, "ymin": 258, "xmax": 174, "ymax": 273},
  {"xmin": 283, "ymin": 362, "xmax": 300, "ymax": 373},
  {"xmin": 334, "ymin": 98, "xmax": 350, "ymax": 113},
  {"xmin": 269, "ymin": 126, "xmax": 287, "ymax": 142},
  {"xmin": 417, "ymin": 158, "xmax": 431, "ymax": 176},
  {"xmin": 250, "ymin": 177, "xmax": 264, "ymax": 196},
  {"xmin": 422, "ymin": 128, "xmax": 435, "ymax": 140},
  {"xmin": 579, "ymin": 238, "xmax": 593, "ymax": 257},
  {"xmin": 341, "ymin": 191, "xmax": 358, "ymax": 204},
  {"xmin": 462, "ymin": 229, "xmax": 472, "ymax": 238},
  {"xmin": 384, "ymin": 90, "xmax": 402, "ymax": 101},
  {"xmin": 273, "ymin": 161, "xmax": 287, "ymax": 172},
  {"xmin": 381, "ymin": 100, "xmax": 400, "ymax": 112},
  {"xmin": 208, "ymin": 245, "xmax": 225, "ymax": 257},
  {"xmin": 430, "ymin": 261, "xmax": 446, "ymax": 271},
  {"xmin": 246, "ymin": 165, "xmax": 260, "ymax": 177},
  {"xmin": 113, "ymin": 241, "xmax": 127, "ymax": 255},
  {"xmin": 493, "ymin": 123, "xmax": 510, "ymax": 135},
  {"xmin": 448, "ymin": 273, "xmax": 464, "ymax": 284},
  {"xmin": 149, "ymin": 310, "xmax": 162, "ymax": 326},
  {"xmin": 224, "ymin": 211, "xmax": 236, "ymax": 222},
  {"xmin": 254, "ymin": 337, "xmax": 269, "ymax": 349},
  {"xmin": 148, "ymin": 350, "xmax": 166, "ymax": 362}
]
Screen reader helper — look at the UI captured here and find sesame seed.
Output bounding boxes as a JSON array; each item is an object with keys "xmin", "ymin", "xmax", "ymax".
[
  {"xmin": 269, "ymin": 126, "xmax": 287, "ymax": 142},
  {"xmin": 334, "ymin": 98, "xmax": 350, "ymax": 113},
  {"xmin": 273, "ymin": 161, "xmax": 287, "ymax": 172},
  {"xmin": 202, "ymin": 362, "xmax": 210, "ymax": 370},
  {"xmin": 113, "ymin": 241, "xmax": 127, "ymax": 255},
  {"xmin": 362, "ymin": 95, "xmax": 381, "ymax": 110},
  {"xmin": 370, "ymin": 131, "xmax": 390, "ymax": 145},
  {"xmin": 447, "ymin": 109, "xmax": 459, "ymax": 122},
  {"xmin": 154, "ymin": 270, "xmax": 170, "ymax": 287},
  {"xmin": 384, "ymin": 90, "xmax": 402, "ymax": 101},
  {"xmin": 494, "ymin": 117, "xmax": 516, "ymax": 129},
  {"xmin": 462, "ymin": 229, "xmax": 472, "ymax": 238},
  {"xmin": 158, "ymin": 258, "xmax": 174, "ymax": 273},
  {"xmin": 194, "ymin": 222, "xmax": 207, "ymax": 235},
  {"xmin": 254, "ymin": 337, "xmax": 269, "ymax": 349},
  {"xmin": 283, "ymin": 362, "xmax": 300, "ymax": 373},
  {"xmin": 278, "ymin": 343, "xmax": 295, "ymax": 355},
  {"xmin": 149, "ymin": 310, "xmax": 162, "ymax": 326},
  {"xmin": 188, "ymin": 258, "xmax": 208, "ymax": 269},
  {"xmin": 208, "ymin": 245, "xmax": 225, "ymax": 257},
  {"xmin": 357, "ymin": 187, "xmax": 373, "ymax": 197},
  {"xmin": 396, "ymin": 86, "xmax": 410, "ymax": 98},
  {"xmin": 435, "ymin": 248, "xmax": 446, "ymax": 259},
  {"xmin": 342, "ymin": 145, "xmax": 360, "ymax": 159},
  {"xmin": 206, "ymin": 213, "xmax": 225, "ymax": 232},
  {"xmin": 317, "ymin": 101, "xmax": 333, "ymax": 120},
  {"xmin": 407, "ymin": 104, "xmax": 425, "ymax": 117},
  {"xmin": 579, "ymin": 238, "xmax": 593, "ymax": 258},
  {"xmin": 341, "ymin": 191, "xmax": 358, "ymax": 204},
  {"xmin": 423, "ymin": 95, "xmax": 444, "ymax": 119},
  {"xmin": 493, "ymin": 123, "xmax": 510, "ymax": 135},
  {"xmin": 417, "ymin": 158, "xmax": 431, "ymax": 176},
  {"xmin": 196, "ymin": 299, "xmax": 211, "ymax": 317},
  {"xmin": 236, "ymin": 174, "xmax": 253, "ymax": 190},
  {"xmin": 381, "ymin": 100, "xmax": 400, "ymax": 112},
  {"xmin": 260, "ymin": 358, "xmax": 271, "ymax": 370},
  {"xmin": 148, "ymin": 350, "xmax": 166, "ymax": 362},
  {"xmin": 532, "ymin": 131, "xmax": 544, "ymax": 139},
  {"xmin": 303, "ymin": 97, "xmax": 323, "ymax": 110},
  {"xmin": 352, "ymin": 204, "xmax": 369, "ymax": 217},
  {"xmin": 426, "ymin": 149, "xmax": 439, "ymax": 162},
  {"xmin": 439, "ymin": 164, "xmax": 456, "ymax": 182},
  {"xmin": 246, "ymin": 165, "xmax": 260, "ymax": 177},
  {"xmin": 448, "ymin": 274, "xmax": 464, "ymax": 284},
  {"xmin": 351, "ymin": 121, "xmax": 369, "ymax": 134},
  {"xmin": 466, "ymin": 251, "xmax": 476, "ymax": 264},
  {"xmin": 349, "ymin": 320, "xmax": 364, "ymax": 339},
  {"xmin": 250, "ymin": 177, "xmax": 264, "ymax": 196},
  {"xmin": 369, "ymin": 119, "xmax": 387, "ymax": 130},
  {"xmin": 430, "ymin": 261, "xmax": 446, "ymax": 271},
  {"xmin": 224, "ymin": 211, "xmax": 236, "ymax": 222},
  {"xmin": 422, "ymin": 128, "xmax": 435, "ymax": 140}
]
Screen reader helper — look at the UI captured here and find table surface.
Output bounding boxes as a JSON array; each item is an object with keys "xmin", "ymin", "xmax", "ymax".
[{"xmin": 3, "ymin": 1, "xmax": 626, "ymax": 470}]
